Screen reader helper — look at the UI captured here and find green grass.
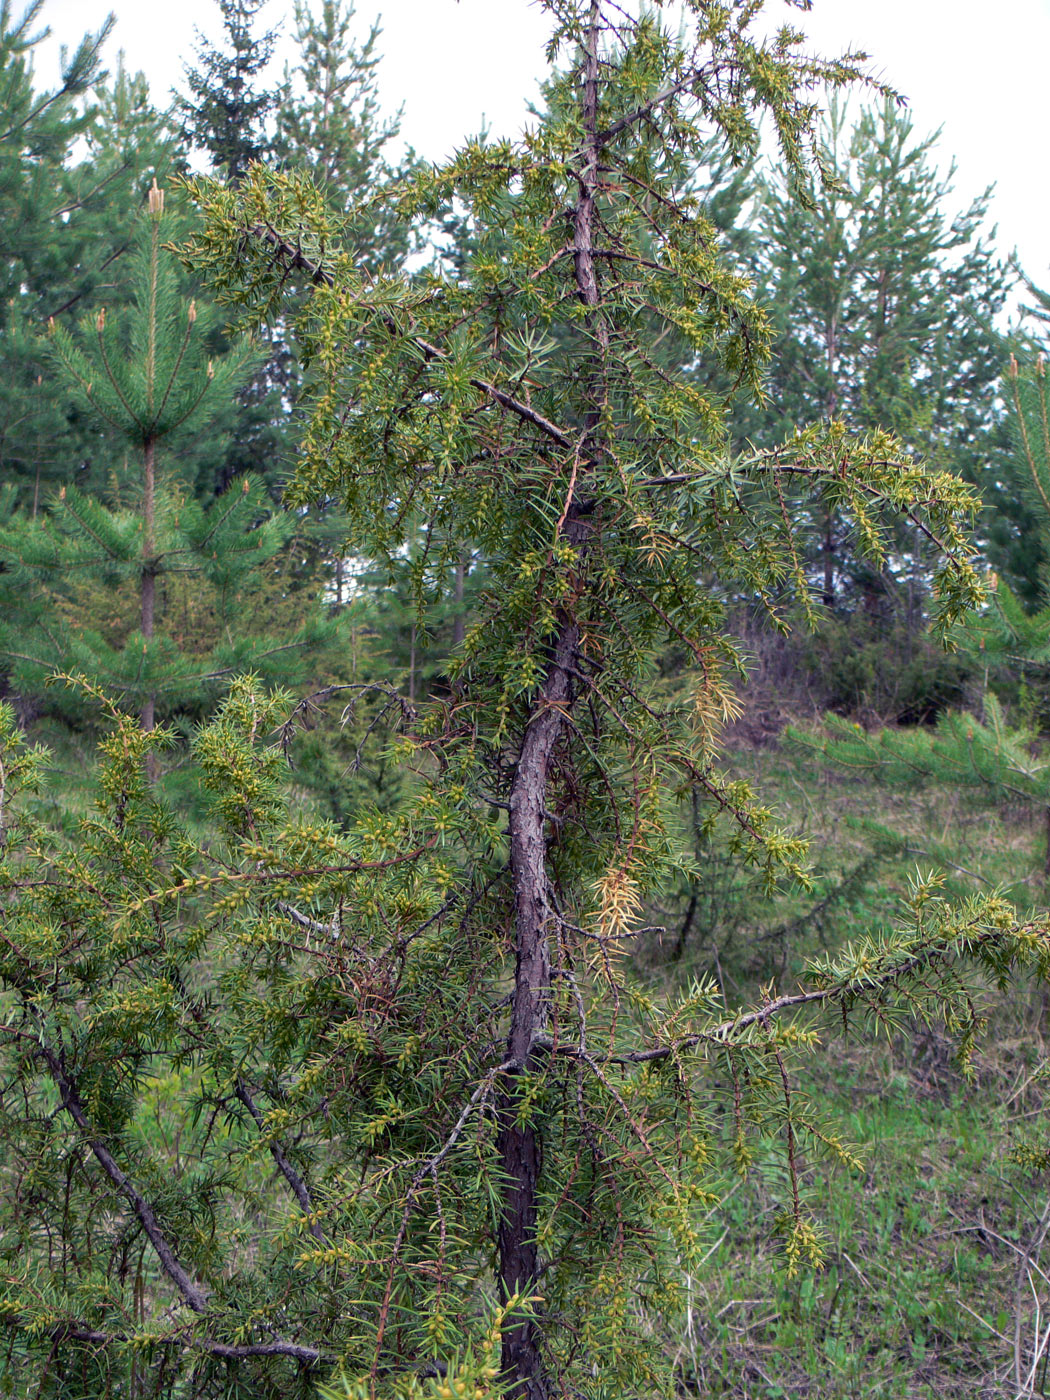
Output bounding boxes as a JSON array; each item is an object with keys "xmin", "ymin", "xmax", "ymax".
[
  {"xmin": 650, "ymin": 726, "xmax": 1050, "ymax": 1398},
  {"xmin": 676, "ymin": 1049, "xmax": 1039, "ymax": 1397}
]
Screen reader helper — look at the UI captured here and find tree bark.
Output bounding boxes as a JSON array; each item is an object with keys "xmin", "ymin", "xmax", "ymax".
[
  {"xmin": 141, "ymin": 434, "xmax": 157, "ymax": 742},
  {"xmin": 139, "ymin": 435, "xmax": 159, "ymax": 782},
  {"xmin": 497, "ymin": 615, "xmax": 578, "ymax": 1397},
  {"xmin": 495, "ymin": 6, "xmax": 605, "ymax": 1395}
]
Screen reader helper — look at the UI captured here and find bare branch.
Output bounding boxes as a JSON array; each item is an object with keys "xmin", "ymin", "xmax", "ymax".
[
  {"xmin": 0, "ymin": 1314, "xmax": 323, "ymax": 1365},
  {"xmin": 235, "ymin": 1081, "xmax": 325, "ymax": 1243},
  {"xmin": 38, "ymin": 1044, "xmax": 211, "ymax": 1314}
]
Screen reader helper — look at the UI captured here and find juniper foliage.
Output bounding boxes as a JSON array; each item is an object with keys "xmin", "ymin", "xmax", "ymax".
[{"xmin": 0, "ymin": 4, "xmax": 1040, "ymax": 1400}]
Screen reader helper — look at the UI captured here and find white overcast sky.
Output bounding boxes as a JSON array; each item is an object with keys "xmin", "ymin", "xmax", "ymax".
[{"xmin": 32, "ymin": 0, "xmax": 1050, "ymax": 285}]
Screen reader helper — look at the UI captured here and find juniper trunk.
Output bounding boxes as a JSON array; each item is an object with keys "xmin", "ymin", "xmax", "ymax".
[
  {"xmin": 496, "ymin": 8, "xmax": 605, "ymax": 1392},
  {"xmin": 497, "ymin": 617, "xmax": 576, "ymax": 1394}
]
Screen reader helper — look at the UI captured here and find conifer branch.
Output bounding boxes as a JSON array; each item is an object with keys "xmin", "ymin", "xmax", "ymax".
[
  {"xmin": 235, "ymin": 1080, "xmax": 326, "ymax": 1243},
  {"xmin": 246, "ymin": 222, "xmax": 575, "ymax": 449},
  {"xmin": 152, "ymin": 312, "xmax": 198, "ymax": 426},
  {"xmin": 3, "ymin": 1026, "xmax": 330, "ymax": 1364},
  {"xmin": 371, "ymin": 1061, "xmax": 513, "ymax": 1374},
  {"xmin": 552, "ymin": 913, "xmax": 1046, "ymax": 1066},
  {"xmin": 95, "ymin": 319, "xmax": 146, "ymax": 436},
  {"xmin": 0, "ymin": 1314, "xmax": 324, "ymax": 1364},
  {"xmin": 36, "ymin": 1043, "xmax": 212, "ymax": 1314}
]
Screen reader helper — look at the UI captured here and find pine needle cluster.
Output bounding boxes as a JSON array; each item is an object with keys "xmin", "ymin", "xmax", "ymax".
[{"xmin": 0, "ymin": 188, "xmax": 338, "ymax": 733}]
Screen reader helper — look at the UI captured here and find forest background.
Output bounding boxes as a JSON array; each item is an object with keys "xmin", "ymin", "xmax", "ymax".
[{"xmin": 3, "ymin": 0, "xmax": 1050, "ymax": 1396}]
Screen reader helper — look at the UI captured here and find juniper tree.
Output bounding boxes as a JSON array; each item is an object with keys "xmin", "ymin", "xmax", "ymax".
[{"xmin": 1, "ymin": 4, "xmax": 1044, "ymax": 1400}]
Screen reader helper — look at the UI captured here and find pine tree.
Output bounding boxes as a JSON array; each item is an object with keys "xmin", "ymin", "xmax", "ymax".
[
  {"xmin": 1, "ymin": 5, "xmax": 1039, "ymax": 1399},
  {"xmin": 275, "ymin": 0, "xmax": 410, "ymax": 270},
  {"xmin": 0, "ymin": 1, "xmax": 116, "ymax": 504},
  {"xmin": 740, "ymin": 97, "xmax": 1010, "ymax": 613},
  {"xmin": 792, "ymin": 697, "xmax": 1050, "ymax": 870},
  {"xmin": 80, "ymin": 54, "xmax": 184, "ymax": 229},
  {"xmin": 180, "ymin": 0, "xmax": 279, "ymax": 184},
  {"xmin": 968, "ymin": 354, "xmax": 1050, "ymax": 669},
  {"xmin": 0, "ymin": 1, "xmax": 115, "ymax": 310},
  {"xmin": 1019, "ymin": 270, "xmax": 1050, "ymax": 347},
  {"xmin": 996, "ymin": 278, "xmax": 1050, "ymax": 599},
  {"xmin": 0, "ymin": 182, "xmax": 333, "ymax": 742},
  {"xmin": 266, "ymin": 1, "xmax": 416, "ymax": 596}
]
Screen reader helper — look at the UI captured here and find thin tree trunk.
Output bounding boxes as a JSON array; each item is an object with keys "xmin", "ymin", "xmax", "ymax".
[
  {"xmin": 672, "ymin": 892, "xmax": 698, "ymax": 962},
  {"xmin": 495, "ymin": 7, "xmax": 605, "ymax": 1394},
  {"xmin": 822, "ymin": 510, "xmax": 834, "ymax": 609},
  {"xmin": 823, "ymin": 331, "xmax": 838, "ymax": 608},
  {"xmin": 497, "ymin": 615, "xmax": 578, "ymax": 1397},
  {"xmin": 141, "ymin": 435, "xmax": 157, "ymax": 777}
]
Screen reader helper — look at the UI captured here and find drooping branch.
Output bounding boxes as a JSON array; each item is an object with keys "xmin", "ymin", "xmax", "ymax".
[
  {"xmin": 38, "ymin": 1044, "xmax": 211, "ymax": 1314},
  {"xmin": 246, "ymin": 222, "xmax": 574, "ymax": 449},
  {"xmin": 235, "ymin": 1080, "xmax": 325, "ymax": 1243},
  {"xmin": 543, "ymin": 913, "xmax": 1046, "ymax": 1067}
]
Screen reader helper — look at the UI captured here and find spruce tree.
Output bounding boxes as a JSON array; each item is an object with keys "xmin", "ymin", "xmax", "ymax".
[
  {"xmin": 0, "ymin": 6, "xmax": 1040, "ymax": 1399},
  {"xmin": 180, "ymin": 0, "xmax": 279, "ymax": 184}
]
